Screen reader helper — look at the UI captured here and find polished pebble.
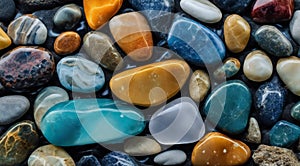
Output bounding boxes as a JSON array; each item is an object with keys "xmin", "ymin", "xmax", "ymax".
[
  {"xmin": 189, "ymin": 70, "xmax": 210, "ymax": 102},
  {"xmin": 245, "ymin": 117, "xmax": 261, "ymax": 144},
  {"xmin": 0, "ymin": 0, "xmax": 15, "ymax": 22},
  {"xmin": 124, "ymin": 137, "xmax": 161, "ymax": 156},
  {"xmin": 213, "ymin": 57, "xmax": 240, "ymax": 80},
  {"xmin": 212, "ymin": 0, "xmax": 252, "ymax": 13},
  {"xmin": 101, "ymin": 151, "xmax": 139, "ymax": 166},
  {"xmin": 53, "ymin": 4, "xmax": 82, "ymax": 30},
  {"xmin": 0, "ymin": 27, "xmax": 11, "ymax": 50},
  {"xmin": 154, "ymin": 150, "xmax": 187, "ymax": 165},
  {"xmin": 291, "ymin": 101, "xmax": 300, "ymax": 122},
  {"xmin": 54, "ymin": 31, "xmax": 81, "ymax": 55},
  {"xmin": 290, "ymin": 10, "xmax": 300, "ymax": 45},
  {"xmin": 77, "ymin": 155, "xmax": 101, "ymax": 166}
]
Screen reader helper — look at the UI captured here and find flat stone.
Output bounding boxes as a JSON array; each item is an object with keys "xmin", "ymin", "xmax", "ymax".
[
  {"xmin": 124, "ymin": 137, "xmax": 161, "ymax": 156},
  {"xmin": 77, "ymin": 155, "xmax": 101, "ymax": 166},
  {"xmin": 0, "ymin": 121, "xmax": 39, "ymax": 166},
  {"xmin": 0, "ymin": 0, "xmax": 15, "ymax": 22},
  {"xmin": 149, "ymin": 97, "xmax": 205, "ymax": 145},
  {"xmin": 54, "ymin": 31, "xmax": 81, "ymax": 55},
  {"xmin": 16, "ymin": 0, "xmax": 76, "ymax": 13},
  {"xmin": 168, "ymin": 16, "xmax": 225, "ymax": 66},
  {"xmin": 255, "ymin": 25, "xmax": 293, "ymax": 57},
  {"xmin": 224, "ymin": 14, "xmax": 250, "ymax": 53},
  {"xmin": 8, "ymin": 15, "xmax": 47, "ymax": 45},
  {"xmin": 40, "ymin": 99, "xmax": 145, "ymax": 146},
  {"xmin": 213, "ymin": 57, "xmax": 240, "ymax": 80},
  {"xmin": 53, "ymin": 4, "xmax": 82, "ymax": 30},
  {"xmin": 189, "ymin": 70, "xmax": 210, "ymax": 102},
  {"xmin": 83, "ymin": 31, "xmax": 122, "ymax": 71},
  {"xmin": 110, "ymin": 60, "xmax": 190, "ymax": 106},
  {"xmin": 290, "ymin": 10, "xmax": 300, "ymax": 45},
  {"xmin": 28, "ymin": 144, "xmax": 75, "ymax": 166},
  {"xmin": 84, "ymin": 0, "xmax": 123, "ymax": 30},
  {"xmin": 57, "ymin": 56, "xmax": 105, "ymax": 93},
  {"xmin": 34, "ymin": 86, "xmax": 69, "ymax": 129},
  {"xmin": 291, "ymin": 101, "xmax": 300, "ymax": 122},
  {"xmin": 252, "ymin": 144, "xmax": 300, "ymax": 165},
  {"xmin": 154, "ymin": 150, "xmax": 187, "ymax": 165},
  {"xmin": 212, "ymin": 0, "xmax": 252, "ymax": 13},
  {"xmin": 245, "ymin": 117, "xmax": 261, "ymax": 144},
  {"xmin": 204, "ymin": 80, "xmax": 252, "ymax": 134},
  {"xmin": 109, "ymin": 12, "xmax": 153, "ymax": 61},
  {"xmin": 101, "ymin": 151, "xmax": 139, "ymax": 166},
  {"xmin": 180, "ymin": 0, "xmax": 222, "ymax": 23},
  {"xmin": 0, "ymin": 95, "xmax": 30, "ymax": 125},
  {"xmin": 0, "ymin": 27, "xmax": 11, "ymax": 50},
  {"xmin": 192, "ymin": 132, "xmax": 251, "ymax": 166}
]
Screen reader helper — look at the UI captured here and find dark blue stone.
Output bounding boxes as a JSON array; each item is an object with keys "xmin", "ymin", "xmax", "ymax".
[
  {"xmin": 167, "ymin": 16, "xmax": 225, "ymax": 66},
  {"xmin": 101, "ymin": 151, "xmax": 139, "ymax": 166},
  {"xmin": 255, "ymin": 77, "xmax": 287, "ymax": 127},
  {"xmin": 212, "ymin": 0, "xmax": 253, "ymax": 13},
  {"xmin": 77, "ymin": 155, "xmax": 101, "ymax": 166}
]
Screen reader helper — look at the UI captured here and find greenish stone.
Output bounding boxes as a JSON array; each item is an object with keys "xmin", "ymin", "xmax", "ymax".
[
  {"xmin": 291, "ymin": 101, "xmax": 300, "ymax": 121},
  {"xmin": 40, "ymin": 99, "xmax": 145, "ymax": 146}
]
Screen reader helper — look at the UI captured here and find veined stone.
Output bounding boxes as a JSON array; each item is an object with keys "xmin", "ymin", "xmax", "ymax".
[
  {"xmin": 101, "ymin": 151, "xmax": 139, "ymax": 166},
  {"xmin": 189, "ymin": 70, "xmax": 210, "ymax": 102},
  {"xmin": 0, "ymin": 27, "xmax": 11, "ymax": 50}
]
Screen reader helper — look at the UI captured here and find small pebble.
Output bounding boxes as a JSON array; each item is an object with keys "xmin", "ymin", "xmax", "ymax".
[
  {"xmin": 291, "ymin": 101, "xmax": 300, "ymax": 122},
  {"xmin": 154, "ymin": 150, "xmax": 187, "ymax": 166},
  {"xmin": 77, "ymin": 155, "xmax": 101, "ymax": 166},
  {"xmin": 189, "ymin": 70, "xmax": 210, "ymax": 102},
  {"xmin": 290, "ymin": 10, "xmax": 300, "ymax": 45},
  {"xmin": 245, "ymin": 117, "xmax": 261, "ymax": 144},
  {"xmin": 54, "ymin": 31, "xmax": 81, "ymax": 55},
  {"xmin": 0, "ymin": 27, "xmax": 11, "ymax": 50},
  {"xmin": 213, "ymin": 57, "xmax": 240, "ymax": 80},
  {"xmin": 0, "ymin": 0, "xmax": 15, "ymax": 22},
  {"xmin": 53, "ymin": 4, "xmax": 82, "ymax": 30},
  {"xmin": 101, "ymin": 151, "xmax": 139, "ymax": 166},
  {"xmin": 124, "ymin": 137, "xmax": 161, "ymax": 156}
]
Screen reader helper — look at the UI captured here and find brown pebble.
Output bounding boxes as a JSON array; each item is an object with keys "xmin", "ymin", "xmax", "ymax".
[{"xmin": 54, "ymin": 31, "xmax": 81, "ymax": 55}]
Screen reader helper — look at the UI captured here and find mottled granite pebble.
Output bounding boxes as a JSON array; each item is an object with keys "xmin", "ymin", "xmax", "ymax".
[
  {"xmin": 245, "ymin": 117, "xmax": 261, "ymax": 144},
  {"xmin": 53, "ymin": 4, "xmax": 82, "ymax": 30},
  {"xmin": 154, "ymin": 150, "xmax": 187, "ymax": 165},
  {"xmin": 189, "ymin": 70, "xmax": 210, "ymax": 102},
  {"xmin": 101, "ymin": 151, "xmax": 139, "ymax": 166}
]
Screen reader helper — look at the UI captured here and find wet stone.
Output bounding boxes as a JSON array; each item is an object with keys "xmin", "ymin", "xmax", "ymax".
[
  {"xmin": 53, "ymin": 4, "xmax": 82, "ymax": 30},
  {"xmin": 154, "ymin": 150, "xmax": 187, "ymax": 166},
  {"xmin": 77, "ymin": 155, "xmax": 101, "ymax": 166},
  {"xmin": 0, "ymin": 0, "xmax": 15, "ymax": 22},
  {"xmin": 291, "ymin": 101, "xmax": 300, "ymax": 122},
  {"xmin": 211, "ymin": 0, "xmax": 253, "ymax": 13},
  {"xmin": 290, "ymin": 10, "xmax": 300, "ymax": 45},
  {"xmin": 101, "ymin": 151, "xmax": 139, "ymax": 166},
  {"xmin": 213, "ymin": 57, "xmax": 240, "ymax": 80},
  {"xmin": 189, "ymin": 70, "xmax": 210, "ymax": 102},
  {"xmin": 0, "ymin": 27, "xmax": 12, "ymax": 50},
  {"xmin": 124, "ymin": 137, "xmax": 161, "ymax": 156},
  {"xmin": 245, "ymin": 117, "xmax": 262, "ymax": 144},
  {"xmin": 54, "ymin": 31, "xmax": 81, "ymax": 55}
]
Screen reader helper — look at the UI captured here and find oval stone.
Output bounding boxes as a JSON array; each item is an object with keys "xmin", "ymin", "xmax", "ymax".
[
  {"xmin": 101, "ymin": 151, "xmax": 139, "ymax": 166},
  {"xmin": 291, "ymin": 101, "xmax": 300, "ymax": 122},
  {"xmin": 0, "ymin": 27, "xmax": 11, "ymax": 50},
  {"xmin": 53, "ymin": 4, "xmax": 82, "ymax": 30},
  {"xmin": 290, "ymin": 10, "xmax": 300, "ymax": 45},
  {"xmin": 110, "ymin": 60, "xmax": 190, "ymax": 106},
  {"xmin": 189, "ymin": 70, "xmax": 210, "ymax": 102},
  {"xmin": 57, "ymin": 56, "xmax": 105, "ymax": 93},
  {"xmin": 28, "ymin": 144, "xmax": 75, "ymax": 166},
  {"xmin": 54, "ymin": 31, "xmax": 81, "ymax": 55},
  {"xmin": 192, "ymin": 132, "xmax": 251, "ymax": 166},
  {"xmin": 40, "ymin": 99, "xmax": 145, "ymax": 146},
  {"xmin": 124, "ymin": 137, "xmax": 161, "ymax": 156},
  {"xmin": 213, "ymin": 57, "xmax": 240, "ymax": 80},
  {"xmin": 154, "ymin": 150, "xmax": 187, "ymax": 166}
]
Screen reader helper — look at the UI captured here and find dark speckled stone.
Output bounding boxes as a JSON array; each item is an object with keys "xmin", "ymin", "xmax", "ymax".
[
  {"xmin": 212, "ymin": 0, "xmax": 253, "ymax": 13},
  {"xmin": 0, "ymin": 0, "xmax": 15, "ymax": 22},
  {"xmin": 101, "ymin": 151, "xmax": 139, "ymax": 166},
  {"xmin": 77, "ymin": 155, "xmax": 101, "ymax": 166}
]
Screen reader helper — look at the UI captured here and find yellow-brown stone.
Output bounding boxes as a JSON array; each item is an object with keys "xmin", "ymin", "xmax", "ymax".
[
  {"xmin": 54, "ymin": 31, "xmax": 81, "ymax": 55},
  {"xmin": 0, "ymin": 27, "xmax": 11, "ymax": 50},
  {"xmin": 192, "ymin": 132, "xmax": 251, "ymax": 166},
  {"xmin": 110, "ymin": 60, "xmax": 190, "ymax": 106},
  {"xmin": 224, "ymin": 14, "xmax": 251, "ymax": 53},
  {"xmin": 109, "ymin": 12, "xmax": 153, "ymax": 61},
  {"xmin": 84, "ymin": 0, "xmax": 123, "ymax": 30}
]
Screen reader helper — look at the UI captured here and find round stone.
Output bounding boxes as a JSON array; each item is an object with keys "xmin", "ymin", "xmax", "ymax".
[
  {"xmin": 77, "ymin": 155, "xmax": 101, "ymax": 166},
  {"xmin": 124, "ymin": 137, "xmax": 161, "ymax": 156},
  {"xmin": 245, "ymin": 117, "xmax": 261, "ymax": 144},
  {"xmin": 0, "ymin": 0, "xmax": 15, "ymax": 22},
  {"xmin": 54, "ymin": 31, "xmax": 81, "ymax": 55},
  {"xmin": 290, "ymin": 10, "xmax": 300, "ymax": 45},
  {"xmin": 0, "ymin": 27, "xmax": 11, "ymax": 50},
  {"xmin": 154, "ymin": 150, "xmax": 187, "ymax": 166},
  {"xmin": 189, "ymin": 70, "xmax": 210, "ymax": 102},
  {"xmin": 53, "ymin": 4, "xmax": 82, "ymax": 30},
  {"xmin": 291, "ymin": 101, "xmax": 300, "ymax": 122},
  {"xmin": 213, "ymin": 57, "xmax": 240, "ymax": 80}
]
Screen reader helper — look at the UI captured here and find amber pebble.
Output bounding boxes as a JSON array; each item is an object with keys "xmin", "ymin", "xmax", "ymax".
[
  {"xmin": 110, "ymin": 60, "xmax": 190, "ymax": 106},
  {"xmin": 192, "ymin": 132, "xmax": 251, "ymax": 166},
  {"xmin": 0, "ymin": 27, "xmax": 11, "ymax": 50},
  {"xmin": 109, "ymin": 12, "xmax": 153, "ymax": 61},
  {"xmin": 224, "ymin": 14, "xmax": 251, "ymax": 53},
  {"xmin": 54, "ymin": 31, "xmax": 81, "ymax": 55}
]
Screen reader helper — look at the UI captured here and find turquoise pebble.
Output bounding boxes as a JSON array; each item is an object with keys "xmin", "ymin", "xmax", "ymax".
[{"xmin": 291, "ymin": 102, "xmax": 300, "ymax": 122}]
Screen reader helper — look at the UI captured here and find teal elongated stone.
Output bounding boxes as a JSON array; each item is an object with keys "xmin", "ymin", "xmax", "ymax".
[{"xmin": 40, "ymin": 99, "xmax": 145, "ymax": 146}]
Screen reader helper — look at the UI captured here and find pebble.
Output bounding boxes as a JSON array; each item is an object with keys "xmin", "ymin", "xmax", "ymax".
[
  {"xmin": 252, "ymin": 144, "xmax": 300, "ymax": 165},
  {"xmin": 269, "ymin": 120, "xmax": 300, "ymax": 147},
  {"xmin": 101, "ymin": 151, "xmax": 139, "ymax": 166},
  {"xmin": 0, "ymin": 121, "xmax": 39, "ymax": 166},
  {"xmin": 180, "ymin": 0, "xmax": 222, "ymax": 23},
  {"xmin": 7, "ymin": 15, "xmax": 48, "ymax": 45},
  {"xmin": 168, "ymin": 16, "xmax": 225, "ymax": 66},
  {"xmin": 77, "ymin": 155, "xmax": 101, "ymax": 166},
  {"xmin": 0, "ymin": 27, "xmax": 12, "ymax": 50},
  {"xmin": 84, "ymin": 0, "xmax": 123, "ymax": 30},
  {"xmin": 0, "ymin": 46, "xmax": 55, "ymax": 92},
  {"xmin": 83, "ymin": 31, "xmax": 122, "ymax": 71},
  {"xmin": 189, "ymin": 70, "xmax": 210, "ymax": 102},
  {"xmin": 57, "ymin": 56, "xmax": 105, "ymax": 93},
  {"xmin": 224, "ymin": 14, "xmax": 250, "ymax": 53},
  {"xmin": 0, "ymin": 0, "xmax": 15, "ymax": 22},
  {"xmin": 149, "ymin": 97, "xmax": 205, "ymax": 145},
  {"xmin": 53, "ymin": 4, "xmax": 82, "ymax": 30},
  {"xmin": 204, "ymin": 80, "xmax": 252, "ymax": 134},
  {"xmin": 255, "ymin": 25, "xmax": 293, "ymax": 57},
  {"xmin": 110, "ymin": 60, "xmax": 190, "ymax": 106},
  {"xmin": 124, "ymin": 137, "xmax": 161, "ymax": 156},
  {"xmin": 28, "ymin": 144, "xmax": 75, "ymax": 166},
  {"xmin": 213, "ymin": 57, "xmax": 240, "ymax": 80},
  {"xmin": 34, "ymin": 86, "xmax": 69, "ymax": 129},
  {"xmin": 251, "ymin": 0, "xmax": 294, "ymax": 23},
  {"xmin": 277, "ymin": 56, "xmax": 300, "ymax": 96},
  {"xmin": 40, "ymin": 99, "xmax": 145, "ymax": 146},
  {"xmin": 15, "ymin": 0, "xmax": 74, "ymax": 12},
  {"xmin": 245, "ymin": 117, "xmax": 262, "ymax": 144},
  {"xmin": 290, "ymin": 10, "xmax": 300, "ymax": 45},
  {"xmin": 211, "ymin": 0, "xmax": 253, "ymax": 13},
  {"xmin": 109, "ymin": 12, "xmax": 153, "ymax": 61},
  {"xmin": 54, "ymin": 31, "xmax": 81, "ymax": 55},
  {"xmin": 243, "ymin": 50, "xmax": 273, "ymax": 82},
  {"xmin": 192, "ymin": 132, "xmax": 251, "ymax": 166},
  {"xmin": 154, "ymin": 150, "xmax": 187, "ymax": 166},
  {"xmin": 291, "ymin": 102, "xmax": 300, "ymax": 122},
  {"xmin": 0, "ymin": 95, "xmax": 30, "ymax": 125}
]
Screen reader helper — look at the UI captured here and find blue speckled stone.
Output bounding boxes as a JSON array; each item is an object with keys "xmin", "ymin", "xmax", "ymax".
[
  {"xmin": 40, "ymin": 99, "xmax": 145, "ymax": 146},
  {"xmin": 168, "ymin": 16, "xmax": 225, "ymax": 66},
  {"xmin": 269, "ymin": 120, "xmax": 300, "ymax": 147},
  {"xmin": 204, "ymin": 80, "xmax": 252, "ymax": 134},
  {"xmin": 77, "ymin": 155, "xmax": 101, "ymax": 166},
  {"xmin": 255, "ymin": 77, "xmax": 287, "ymax": 127},
  {"xmin": 101, "ymin": 151, "xmax": 139, "ymax": 166},
  {"xmin": 212, "ymin": 0, "xmax": 253, "ymax": 13}
]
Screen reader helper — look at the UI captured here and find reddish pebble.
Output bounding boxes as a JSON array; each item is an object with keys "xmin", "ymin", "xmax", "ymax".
[{"xmin": 54, "ymin": 31, "xmax": 81, "ymax": 55}]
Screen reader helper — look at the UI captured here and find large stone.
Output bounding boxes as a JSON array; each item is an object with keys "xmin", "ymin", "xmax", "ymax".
[
  {"xmin": 0, "ymin": 27, "xmax": 11, "ymax": 50},
  {"xmin": 124, "ymin": 137, "xmax": 161, "ymax": 156},
  {"xmin": 154, "ymin": 150, "xmax": 187, "ymax": 165},
  {"xmin": 53, "ymin": 4, "xmax": 82, "ymax": 30},
  {"xmin": 54, "ymin": 31, "xmax": 81, "ymax": 55},
  {"xmin": 189, "ymin": 70, "xmax": 210, "ymax": 102},
  {"xmin": 212, "ymin": 0, "xmax": 253, "ymax": 13},
  {"xmin": 101, "ymin": 151, "xmax": 139, "ymax": 166}
]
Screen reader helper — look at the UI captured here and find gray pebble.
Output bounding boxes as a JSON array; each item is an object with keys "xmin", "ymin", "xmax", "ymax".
[
  {"xmin": 154, "ymin": 150, "xmax": 187, "ymax": 165},
  {"xmin": 53, "ymin": 4, "xmax": 82, "ymax": 30}
]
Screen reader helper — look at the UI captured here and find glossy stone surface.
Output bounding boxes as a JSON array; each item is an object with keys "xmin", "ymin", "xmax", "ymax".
[
  {"xmin": 0, "ymin": 95, "xmax": 30, "ymax": 125},
  {"xmin": 57, "ymin": 56, "xmax": 105, "ymax": 93},
  {"xmin": 189, "ymin": 70, "xmax": 210, "ymax": 102},
  {"xmin": 84, "ymin": 0, "xmax": 123, "ymax": 30},
  {"xmin": 40, "ymin": 99, "xmax": 145, "ymax": 146},
  {"xmin": 212, "ymin": 0, "xmax": 253, "ymax": 13},
  {"xmin": 213, "ymin": 57, "xmax": 240, "ymax": 80},
  {"xmin": 204, "ymin": 80, "xmax": 252, "ymax": 134},
  {"xmin": 53, "ymin": 4, "xmax": 82, "ymax": 30},
  {"xmin": 0, "ymin": 0, "xmax": 15, "ymax": 22},
  {"xmin": 224, "ymin": 14, "xmax": 250, "ymax": 53},
  {"xmin": 28, "ymin": 144, "xmax": 75, "ymax": 166},
  {"xmin": 83, "ymin": 31, "xmax": 122, "ymax": 71},
  {"xmin": 154, "ymin": 150, "xmax": 187, "ymax": 165},
  {"xmin": 34, "ymin": 86, "xmax": 69, "ymax": 129},
  {"xmin": 110, "ymin": 60, "xmax": 190, "ymax": 106},
  {"xmin": 180, "ymin": 0, "xmax": 222, "ymax": 23},
  {"xmin": 291, "ymin": 101, "xmax": 300, "ymax": 121},
  {"xmin": 0, "ymin": 27, "xmax": 11, "ymax": 50},
  {"xmin": 168, "ymin": 16, "xmax": 225, "ymax": 66},
  {"xmin": 149, "ymin": 97, "xmax": 205, "ymax": 145},
  {"xmin": 8, "ymin": 15, "xmax": 47, "ymax": 45},
  {"xmin": 101, "ymin": 151, "xmax": 139, "ymax": 166},
  {"xmin": 109, "ymin": 12, "xmax": 153, "ymax": 61},
  {"xmin": 290, "ymin": 10, "xmax": 300, "ymax": 45},
  {"xmin": 54, "ymin": 31, "xmax": 81, "ymax": 55},
  {"xmin": 255, "ymin": 25, "xmax": 293, "ymax": 57},
  {"xmin": 77, "ymin": 155, "xmax": 101, "ymax": 166},
  {"xmin": 124, "ymin": 137, "xmax": 161, "ymax": 156},
  {"xmin": 0, "ymin": 121, "xmax": 39, "ymax": 166},
  {"xmin": 192, "ymin": 132, "xmax": 251, "ymax": 166},
  {"xmin": 0, "ymin": 46, "xmax": 55, "ymax": 91},
  {"xmin": 251, "ymin": 0, "xmax": 294, "ymax": 23},
  {"xmin": 245, "ymin": 117, "xmax": 262, "ymax": 144}
]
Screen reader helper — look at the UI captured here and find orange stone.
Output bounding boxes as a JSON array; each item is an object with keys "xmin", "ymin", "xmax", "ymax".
[
  {"xmin": 0, "ymin": 27, "xmax": 11, "ymax": 50},
  {"xmin": 84, "ymin": 0, "xmax": 123, "ymax": 30},
  {"xmin": 110, "ymin": 60, "xmax": 190, "ymax": 106},
  {"xmin": 54, "ymin": 31, "xmax": 81, "ymax": 55},
  {"xmin": 192, "ymin": 132, "xmax": 251, "ymax": 166},
  {"xmin": 109, "ymin": 12, "xmax": 153, "ymax": 61}
]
